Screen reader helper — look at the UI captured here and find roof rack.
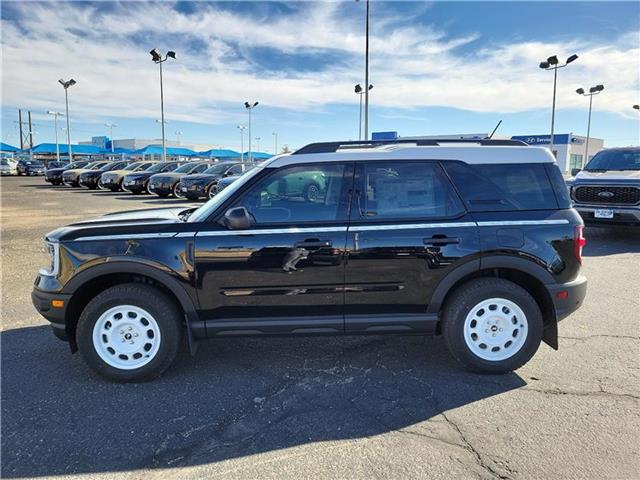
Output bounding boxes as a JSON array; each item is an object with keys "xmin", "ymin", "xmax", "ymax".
[{"xmin": 292, "ymin": 138, "xmax": 528, "ymax": 155}]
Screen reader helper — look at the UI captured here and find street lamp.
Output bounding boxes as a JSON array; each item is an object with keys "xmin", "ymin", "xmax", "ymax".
[
  {"xmin": 272, "ymin": 132, "xmax": 278, "ymax": 154},
  {"xmin": 150, "ymin": 49, "xmax": 176, "ymax": 161},
  {"xmin": 47, "ymin": 111, "xmax": 64, "ymax": 162},
  {"xmin": 175, "ymin": 130, "xmax": 183, "ymax": 145},
  {"xmin": 237, "ymin": 125, "xmax": 247, "ymax": 161},
  {"xmin": 244, "ymin": 101, "xmax": 258, "ymax": 162},
  {"xmin": 356, "ymin": 0, "xmax": 371, "ymax": 140},
  {"xmin": 255, "ymin": 136, "xmax": 261, "ymax": 152},
  {"xmin": 58, "ymin": 78, "xmax": 76, "ymax": 161},
  {"xmin": 354, "ymin": 83, "xmax": 373, "ymax": 141},
  {"xmin": 105, "ymin": 122, "xmax": 117, "ymax": 153},
  {"xmin": 539, "ymin": 53, "xmax": 579, "ymax": 156},
  {"xmin": 576, "ymin": 84, "xmax": 605, "ymax": 165}
]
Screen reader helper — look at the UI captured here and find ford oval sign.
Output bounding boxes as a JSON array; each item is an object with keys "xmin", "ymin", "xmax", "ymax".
[{"xmin": 598, "ymin": 191, "xmax": 615, "ymax": 198}]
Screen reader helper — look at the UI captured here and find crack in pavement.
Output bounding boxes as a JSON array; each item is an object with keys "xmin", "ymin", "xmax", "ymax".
[
  {"xmin": 440, "ymin": 411, "xmax": 511, "ymax": 480},
  {"xmin": 521, "ymin": 386, "xmax": 640, "ymax": 401},
  {"xmin": 559, "ymin": 334, "xmax": 640, "ymax": 341}
]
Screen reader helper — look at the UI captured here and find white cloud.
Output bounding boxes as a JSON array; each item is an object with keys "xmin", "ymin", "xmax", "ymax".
[{"xmin": 1, "ymin": 1, "xmax": 638, "ymax": 127}]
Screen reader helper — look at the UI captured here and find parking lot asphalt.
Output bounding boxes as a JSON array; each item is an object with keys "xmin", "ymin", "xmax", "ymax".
[{"xmin": 1, "ymin": 175, "xmax": 639, "ymax": 480}]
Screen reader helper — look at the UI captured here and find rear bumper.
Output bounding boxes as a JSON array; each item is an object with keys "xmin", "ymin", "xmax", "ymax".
[
  {"xmin": 548, "ymin": 275, "xmax": 588, "ymax": 322},
  {"xmin": 31, "ymin": 288, "xmax": 72, "ymax": 341},
  {"xmin": 575, "ymin": 205, "xmax": 640, "ymax": 226}
]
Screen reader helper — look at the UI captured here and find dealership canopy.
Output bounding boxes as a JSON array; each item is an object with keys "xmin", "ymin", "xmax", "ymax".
[
  {"xmin": 197, "ymin": 148, "xmax": 241, "ymax": 159},
  {"xmin": 243, "ymin": 151, "xmax": 273, "ymax": 160},
  {"xmin": 132, "ymin": 146, "xmax": 197, "ymax": 157},
  {"xmin": 24, "ymin": 143, "xmax": 105, "ymax": 155},
  {"xmin": 0, "ymin": 142, "xmax": 19, "ymax": 152}
]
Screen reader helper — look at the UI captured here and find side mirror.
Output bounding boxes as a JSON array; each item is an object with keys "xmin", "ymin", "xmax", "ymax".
[
  {"xmin": 223, "ymin": 207, "xmax": 252, "ymax": 230},
  {"xmin": 571, "ymin": 168, "xmax": 581, "ymax": 176}
]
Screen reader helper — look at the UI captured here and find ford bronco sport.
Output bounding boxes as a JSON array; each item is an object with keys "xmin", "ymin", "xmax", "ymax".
[{"xmin": 32, "ymin": 139, "xmax": 587, "ymax": 382}]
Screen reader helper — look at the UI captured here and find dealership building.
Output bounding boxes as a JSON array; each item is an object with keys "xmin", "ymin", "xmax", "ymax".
[{"xmin": 510, "ymin": 134, "xmax": 604, "ymax": 174}]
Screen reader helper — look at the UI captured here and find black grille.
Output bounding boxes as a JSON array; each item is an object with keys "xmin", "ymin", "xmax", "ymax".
[{"xmin": 575, "ymin": 186, "xmax": 640, "ymax": 205}]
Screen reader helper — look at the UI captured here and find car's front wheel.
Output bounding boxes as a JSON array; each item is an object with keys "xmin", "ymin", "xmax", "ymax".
[
  {"xmin": 173, "ymin": 183, "xmax": 184, "ymax": 198},
  {"xmin": 76, "ymin": 284, "xmax": 183, "ymax": 382},
  {"xmin": 442, "ymin": 278, "xmax": 543, "ymax": 374}
]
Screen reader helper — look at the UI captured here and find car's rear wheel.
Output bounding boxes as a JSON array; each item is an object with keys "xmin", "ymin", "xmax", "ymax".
[
  {"xmin": 208, "ymin": 184, "xmax": 217, "ymax": 199},
  {"xmin": 76, "ymin": 283, "xmax": 183, "ymax": 382},
  {"xmin": 442, "ymin": 278, "xmax": 543, "ymax": 374}
]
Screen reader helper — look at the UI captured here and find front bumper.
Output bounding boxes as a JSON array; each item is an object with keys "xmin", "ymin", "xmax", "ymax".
[
  {"xmin": 180, "ymin": 183, "xmax": 207, "ymax": 198},
  {"xmin": 63, "ymin": 175, "xmax": 79, "ymax": 186},
  {"xmin": 31, "ymin": 288, "xmax": 72, "ymax": 341},
  {"xmin": 148, "ymin": 182, "xmax": 174, "ymax": 195},
  {"xmin": 80, "ymin": 175, "xmax": 100, "ymax": 188},
  {"xmin": 574, "ymin": 204, "xmax": 640, "ymax": 226},
  {"xmin": 122, "ymin": 179, "xmax": 145, "ymax": 192},
  {"xmin": 45, "ymin": 174, "xmax": 62, "ymax": 183}
]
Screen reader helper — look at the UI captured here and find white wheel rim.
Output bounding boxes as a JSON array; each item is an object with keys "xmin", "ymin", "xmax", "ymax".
[
  {"xmin": 306, "ymin": 184, "xmax": 320, "ymax": 201},
  {"xmin": 173, "ymin": 184, "xmax": 184, "ymax": 198},
  {"xmin": 209, "ymin": 185, "xmax": 216, "ymax": 199},
  {"xmin": 463, "ymin": 297, "xmax": 528, "ymax": 362},
  {"xmin": 92, "ymin": 305, "xmax": 161, "ymax": 370}
]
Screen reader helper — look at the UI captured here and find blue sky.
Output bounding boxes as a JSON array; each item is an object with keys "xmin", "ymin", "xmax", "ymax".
[{"xmin": 1, "ymin": 1, "xmax": 639, "ymax": 152}]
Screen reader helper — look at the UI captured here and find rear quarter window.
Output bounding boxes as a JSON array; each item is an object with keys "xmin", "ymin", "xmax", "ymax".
[{"xmin": 443, "ymin": 161, "xmax": 558, "ymax": 211}]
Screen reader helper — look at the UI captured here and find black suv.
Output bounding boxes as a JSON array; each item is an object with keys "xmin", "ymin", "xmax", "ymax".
[
  {"xmin": 568, "ymin": 147, "xmax": 640, "ymax": 226},
  {"xmin": 32, "ymin": 139, "xmax": 587, "ymax": 382},
  {"xmin": 179, "ymin": 161, "xmax": 252, "ymax": 200},
  {"xmin": 17, "ymin": 159, "xmax": 46, "ymax": 176}
]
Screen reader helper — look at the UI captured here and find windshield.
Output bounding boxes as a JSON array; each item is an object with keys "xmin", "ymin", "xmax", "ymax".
[
  {"xmin": 25, "ymin": 160, "xmax": 44, "ymax": 166},
  {"xmin": 47, "ymin": 161, "xmax": 66, "ymax": 168},
  {"xmin": 585, "ymin": 149, "xmax": 640, "ymax": 171},
  {"xmin": 188, "ymin": 165, "xmax": 264, "ymax": 222},
  {"xmin": 125, "ymin": 162, "xmax": 146, "ymax": 171},
  {"xmin": 146, "ymin": 162, "xmax": 169, "ymax": 172},
  {"xmin": 204, "ymin": 163, "xmax": 235, "ymax": 175},
  {"xmin": 88, "ymin": 162, "xmax": 107, "ymax": 170},
  {"xmin": 66, "ymin": 161, "xmax": 86, "ymax": 169},
  {"xmin": 174, "ymin": 163, "xmax": 204, "ymax": 173}
]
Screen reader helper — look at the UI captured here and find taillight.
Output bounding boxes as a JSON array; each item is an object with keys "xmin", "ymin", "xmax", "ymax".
[{"xmin": 574, "ymin": 225, "xmax": 586, "ymax": 264}]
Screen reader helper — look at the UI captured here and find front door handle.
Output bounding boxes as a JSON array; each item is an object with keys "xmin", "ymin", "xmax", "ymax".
[
  {"xmin": 423, "ymin": 235, "xmax": 460, "ymax": 246},
  {"xmin": 294, "ymin": 239, "xmax": 332, "ymax": 249}
]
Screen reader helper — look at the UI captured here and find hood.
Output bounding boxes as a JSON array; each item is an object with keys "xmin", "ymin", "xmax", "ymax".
[
  {"xmin": 574, "ymin": 169, "xmax": 640, "ymax": 183},
  {"xmin": 149, "ymin": 172, "xmax": 186, "ymax": 182},
  {"xmin": 46, "ymin": 167, "xmax": 67, "ymax": 174},
  {"xmin": 181, "ymin": 174, "xmax": 220, "ymax": 183},
  {"xmin": 45, "ymin": 207, "xmax": 194, "ymax": 242},
  {"xmin": 124, "ymin": 171, "xmax": 154, "ymax": 180},
  {"xmin": 104, "ymin": 169, "xmax": 133, "ymax": 177},
  {"xmin": 64, "ymin": 168, "xmax": 93, "ymax": 176},
  {"xmin": 81, "ymin": 169, "xmax": 103, "ymax": 177}
]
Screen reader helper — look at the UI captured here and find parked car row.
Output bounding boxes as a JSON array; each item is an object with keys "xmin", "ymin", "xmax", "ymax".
[{"xmin": 40, "ymin": 158, "xmax": 258, "ymax": 201}]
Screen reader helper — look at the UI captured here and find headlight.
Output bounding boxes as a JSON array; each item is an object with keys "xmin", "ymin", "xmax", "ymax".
[{"xmin": 39, "ymin": 240, "xmax": 60, "ymax": 276}]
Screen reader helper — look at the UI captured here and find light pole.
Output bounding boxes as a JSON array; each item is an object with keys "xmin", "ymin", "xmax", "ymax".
[
  {"xmin": 175, "ymin": 130, "xmax": 183, "ymax": 145},
  {"xmin": 244, "ymin": 101, "xmax": 258, "ymax": 162},
  {"xmin": 356, "ymin": 0, "xmax": 371, "ymax": 140},
  {"xmin": 105, "ymin": 122, "xmax": 117, "ymax": 152},
  {"xmin": 255, "ymin": 136, "xmax": 261, "ymax": 153},
  {"xmin": 539, "ymin": 54, "xmax": 579, "ymax": 156},
  {"xmin": 58, "ymin": 78, "xmax": 76, "ymax": 161},
  {"xmin": 354, "ymin": 84, "xmax": 373, "ymax": 141},
  {"xmin": 576, "ymin": 84, "xmax": 604, "ymax": 165},
  {"xmin": 237, "ymin": 125, "xmax": 247, "ymax": 161},
  {"xmin": 150, "ymin": 49, "xmax": 176, "ymax": 162},
  {"xmin": 47, "ymin": 111, "xmax": 64, "ymax": 162},
  {"xmin": 272, "ymin": 132, "xmax": 278, "ymax": 154}
]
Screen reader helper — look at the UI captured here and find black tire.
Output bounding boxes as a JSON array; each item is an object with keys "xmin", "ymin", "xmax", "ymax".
[
  {"xmin": 76, "ymin": 283, "xmax": 183, "ymax": 382},
  {"xmin": 442, "ymin": 278, "xmax": 543, "ymax": 374},
  {"xmin": 157, "ymin": 192, "xmax": 169, "ymax": 198}
]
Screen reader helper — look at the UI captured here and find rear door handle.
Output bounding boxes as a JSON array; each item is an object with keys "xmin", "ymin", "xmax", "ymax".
[
  {"xmin": 423, "ymin": 235, "xmax": 460, "ymax": 246},
  {"xmin": 294, "ymin": 239, "xmax": 332, "ymax": 249}
]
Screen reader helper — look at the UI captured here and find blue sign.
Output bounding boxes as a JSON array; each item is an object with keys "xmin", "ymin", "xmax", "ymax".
[
  {"xmin": 372, "ymin": 131, "xmax": 398, "ymax": 141},
  {"xmin": 511, "ymin": 134, "xmax": 572, "ymax": 145}
]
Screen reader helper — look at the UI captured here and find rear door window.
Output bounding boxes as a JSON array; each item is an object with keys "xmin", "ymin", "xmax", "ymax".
[
  {"xmin": 357, "ymin": 161, "xmax": 465, "ymax": 220},
  {"xmin": 443, "ymin": 162, "xmax": 558, "ymax": 211}
]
